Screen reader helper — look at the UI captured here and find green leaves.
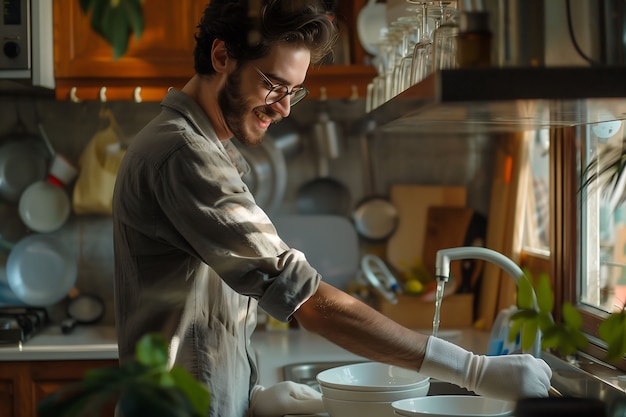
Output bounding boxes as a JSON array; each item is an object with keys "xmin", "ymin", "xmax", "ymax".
[
  {"xmin": 79, "ymin": 0, "xmax": 144, "ymax": 60},
  {"xmin": 508, "ymin": 270, "xmax": 588, "ymax": 356},
  {"xmin": 599, "ymin": 310, "xmax": 626, "ymax": 361},
  {"xmin": 37, "ymin": 333, "xmax": 210, "ymax": 417}
]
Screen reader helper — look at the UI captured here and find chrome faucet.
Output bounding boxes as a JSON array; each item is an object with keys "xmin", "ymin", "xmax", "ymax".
[{"xmin": 434, "ymin": 246, "xmax": 542, "ymax": 357}]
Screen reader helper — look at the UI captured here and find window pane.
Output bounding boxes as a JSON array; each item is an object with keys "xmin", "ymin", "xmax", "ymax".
[
  {"xmin": 581, "ymin": 120, "xmax": 626, "ymax": 313},
  {"xmin": 523, "ymin": 129, "xmax": 550, "ymax": 253}
]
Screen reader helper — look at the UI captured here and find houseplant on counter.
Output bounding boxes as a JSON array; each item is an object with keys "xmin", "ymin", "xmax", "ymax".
[
  {"xmin": 510, "ymin": 269, "xmax": 626, "ymax": 361},
  {"xmin": 508, "ymin": 270, "xmax": 589, "ymax": 358},
  {"xmin": 37, "ymin": 333, "xmax": 210, "ymax": 417}
]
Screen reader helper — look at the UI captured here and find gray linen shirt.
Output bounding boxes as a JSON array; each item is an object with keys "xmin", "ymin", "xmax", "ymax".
[{"xmin": 112, "ymin": 89, "xmax": 321, "ymax": 417}]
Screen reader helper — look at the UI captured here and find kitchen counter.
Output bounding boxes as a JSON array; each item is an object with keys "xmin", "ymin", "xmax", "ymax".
[{"xmin": 0, "ymin": 325, "xmax": 489, "ymax": 386}]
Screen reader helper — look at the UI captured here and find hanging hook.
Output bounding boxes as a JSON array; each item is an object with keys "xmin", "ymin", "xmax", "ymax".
[
  {"xmin": 349, "ymin": 85, "xmax": 359, "ymax": 101},
  {"xmin": 133, "ymin": 86, "xmax": 143, "ymax": 103},
  {"xmin": 69, "ymin": 87, "xmax": 82, "ymax": 103},
  {"xmin": 99, "ymin": 86, "xmax": 107, "ymax": 103},
  {"xmin": 319, "ymin": 86, "xmax": 328, "ymax": 101}
]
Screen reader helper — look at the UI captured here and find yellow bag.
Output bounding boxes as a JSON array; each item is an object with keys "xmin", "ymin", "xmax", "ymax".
[{"xmin": 72, "ymin": 125, "xmax": 126, "ymax": 215}]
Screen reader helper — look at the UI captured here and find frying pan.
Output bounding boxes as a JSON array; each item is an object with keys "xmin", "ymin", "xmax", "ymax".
[
  {"xmin": 5, "ymin": 234, "xmax": 77, "ymax": 307},
  {"xmin": 236, "ymin": 135, "xmax": 287, "ymax": 216},
  {"xmin": 61, "ymin": 292, "xmax": 106, "ymax": 334},
  {"xmin": 296, "ymin": 111, "xmax": 351, "ymax": 216},
  {"xmin": 0, "ymin": 139, "xmax": 49, "ymax": 203},
  {"xmin": 352, "ymin": 134, "xmax": 398, "ymax": 241}
]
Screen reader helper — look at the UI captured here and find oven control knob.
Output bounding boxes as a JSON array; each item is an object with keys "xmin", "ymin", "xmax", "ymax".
[{"xmin": 3, "ymin": 41, "xmax": 21, "ymax": 59}]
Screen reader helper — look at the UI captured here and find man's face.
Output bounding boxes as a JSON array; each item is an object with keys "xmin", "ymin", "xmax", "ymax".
[{"xmin": 219, "ymin": 44, "xmax": 310, "ymax": 147}]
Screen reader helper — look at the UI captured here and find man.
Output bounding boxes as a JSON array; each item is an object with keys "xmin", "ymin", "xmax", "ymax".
[{"xmin": 112, "ymin": 1, "xmax": 552, "ymax": 416}]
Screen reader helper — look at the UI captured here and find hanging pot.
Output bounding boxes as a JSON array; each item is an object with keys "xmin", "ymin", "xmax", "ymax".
[
  {"xmin": 296, "ymin": 111, "xmax": 351, "ymax": 216},
  {"xmin": 352, "ymin": 134, "xmax": 398, "ymax": 241},
  {"xmin": 236, "ymin": 134, "xmax": 287, "ymax": 216},
  {"xmin": 0, "ymin": 118, "xmax": 49, "ymax": 204}
]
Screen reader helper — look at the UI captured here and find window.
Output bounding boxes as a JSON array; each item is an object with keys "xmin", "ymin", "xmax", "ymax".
[{"xmin": 519, "ymin": 115, "xmax": 626, "ymax": 368}]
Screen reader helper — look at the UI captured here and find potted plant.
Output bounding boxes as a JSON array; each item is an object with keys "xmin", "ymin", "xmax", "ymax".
[{"xmin": 78, "ymin": 0, "xmax": 145, "ymax": 60}]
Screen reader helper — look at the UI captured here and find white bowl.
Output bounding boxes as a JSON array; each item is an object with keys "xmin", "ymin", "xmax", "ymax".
[
  {"xmin": 323, "ymin": 396, "xmax": 396, "ymax": 417},
  {"xmin": 392, "ymin": 396, "xmax": 515, "ymax": 417},
  {"xmin": 321, "ymin": 380, "xmax": 430, "ymax": 402},
  {"xmin": 316, "ymin": 362, "xmax": 429, "ymax": 392}
]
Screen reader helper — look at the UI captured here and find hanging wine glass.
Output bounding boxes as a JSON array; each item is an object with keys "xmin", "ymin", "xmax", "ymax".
[
  {"xmin": 407, "ymin": 1, "xmax": 451, "ymax": 84},
  {"xmin": 432, "ymin": 2, "xmax": 459, "ymax": 72},
  {"xmin": 398, "ymin": 5, "xmax": 424, "ymax": 93},
  {"xmin": 391, "ymin": 16, "xmax": 417, "ymax": 97},
  {"xmin": 407, "ymin": 0, "xmax": 432, "ymax": 86}
]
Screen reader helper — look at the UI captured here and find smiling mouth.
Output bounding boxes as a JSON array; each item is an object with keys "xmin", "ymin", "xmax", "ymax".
[
  {"xmin": 254, "ymin": 109, "xmax": 272, "ymax": 123},
  {"xmin": 255, "ymin": 106, "xmax": 284, "ymax": 124}
]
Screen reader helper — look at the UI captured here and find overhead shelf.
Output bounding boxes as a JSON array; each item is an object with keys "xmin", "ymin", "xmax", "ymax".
[{"xmin": 361, "ymin": 67, "xmax": 626, "ymax": 135}]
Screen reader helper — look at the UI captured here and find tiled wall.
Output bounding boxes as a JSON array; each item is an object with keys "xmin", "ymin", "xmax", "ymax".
[{"xmin": 0, "ymin": 94, "xmax": 496, "ymax": 325}]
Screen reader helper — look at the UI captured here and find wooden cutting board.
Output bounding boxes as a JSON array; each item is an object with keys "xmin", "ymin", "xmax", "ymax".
[
  {"xmin": 422, "ymin": 206, "xmax": 487, "ymax": 294},
  {"xmin": 386, "ymin": 185, "xmax": 467, "ymax": 274}
]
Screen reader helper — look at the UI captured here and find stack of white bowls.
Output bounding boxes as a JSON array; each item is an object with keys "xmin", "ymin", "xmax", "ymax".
[{"xmin": 316, "ymin": 362, "xmax": 430, "ymax": 417}]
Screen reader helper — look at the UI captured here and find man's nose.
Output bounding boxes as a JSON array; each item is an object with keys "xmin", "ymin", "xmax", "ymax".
[{"xmin": 269, "ymin": 97, "xmax": 291, "ymax": 118}]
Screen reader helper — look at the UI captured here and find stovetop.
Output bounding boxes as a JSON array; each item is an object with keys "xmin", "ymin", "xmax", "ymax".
[{"xmin": 0, "ymin": 307, "xmax": 48, "ymax": 345}]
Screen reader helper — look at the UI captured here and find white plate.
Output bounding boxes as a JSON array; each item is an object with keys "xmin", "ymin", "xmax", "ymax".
[
  {"xmin": 392, "ymin": 395, "xmax": 514, "ymax": 417},
  {"xmin": 18, "ymin": 181, "xmax": 71, "ymax": 233},
  {"xmin": 357, "ymin": 0, "xmax": 388, "ymax": 56},
  {"xmin": 6, "ymin": 234, "xmax": 77, "ymax": 306}
]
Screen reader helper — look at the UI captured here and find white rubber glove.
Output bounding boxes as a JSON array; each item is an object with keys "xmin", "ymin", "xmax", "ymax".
[
  {"xmin": 248, "ymin": 381, "xmax": 326, "ymax": 417},
  {"xmin": 419, "ymin": 336, "xmax": 552, "ymax": 401}
]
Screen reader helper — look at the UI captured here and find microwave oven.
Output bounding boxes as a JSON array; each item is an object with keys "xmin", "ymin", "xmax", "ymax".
[{"xmin": 0, "ymin": 0, "xmax": 54, "ymax": 89}]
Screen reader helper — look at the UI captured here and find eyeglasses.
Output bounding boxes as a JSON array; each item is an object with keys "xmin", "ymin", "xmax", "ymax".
[{"xmin": 254, "ymin": 66, "xmax": 309, "ymax": 107}]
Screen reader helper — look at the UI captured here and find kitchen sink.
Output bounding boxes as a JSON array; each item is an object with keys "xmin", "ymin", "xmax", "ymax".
[{"xmin": 282, "ymin": 361, "xmax": 474, "ymax": 396}]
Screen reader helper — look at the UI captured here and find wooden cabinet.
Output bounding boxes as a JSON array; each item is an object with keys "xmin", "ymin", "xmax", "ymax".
[
  {"xmin": 0, "ymin": 359, "xmax": 118, "ymax": 417},
  {"xmin": 53, "ymin": 0, "xmax": 376, "ymax": 101}
]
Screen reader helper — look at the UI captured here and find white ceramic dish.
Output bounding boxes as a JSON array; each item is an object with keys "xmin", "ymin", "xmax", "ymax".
[
  {"xmin": 18, "ymin": 155, "xmax": 77, "ymax": 233},
  {"xmin": 392, "ymin": 395, "xmax": 515, "ymax": 417},
  {"xmin": 323, "ymin": 396, "xmax": 396, "ymax": 417},
  {"xmin": 320, "ymin": 380, "xmax": 429, "ymax": 402},
  {"xmin": 316, "ymin": 362, "xmax": 429, "ymax": 392},
  {"xmin": 356, "ymin": 0, "xmax": 388, "ymax": 56},
  {"xmin": 6, "ymin": 234, "xmax": 77, "ymax": 306},
  {"xmin": 18, "ymin": 181, "xmax": 71, "ymax": 233}
]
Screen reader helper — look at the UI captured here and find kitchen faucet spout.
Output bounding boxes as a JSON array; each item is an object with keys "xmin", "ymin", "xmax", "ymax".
[{"xmin": 434, "ymin": 246, "xmax": 541, "ymax": 357}]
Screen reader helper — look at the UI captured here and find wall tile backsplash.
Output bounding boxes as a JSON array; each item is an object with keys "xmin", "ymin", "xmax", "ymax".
[{"xmin": 0, "ymin": 94, "xmax": 496, "ymax": 325}]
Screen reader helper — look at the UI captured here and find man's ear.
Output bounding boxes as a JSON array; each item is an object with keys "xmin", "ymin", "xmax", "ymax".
[{"xmin": 211, "ymin": 39, "xmax": 229, "ymax": 73}]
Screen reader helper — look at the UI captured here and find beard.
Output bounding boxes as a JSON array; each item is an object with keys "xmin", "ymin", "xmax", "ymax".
[{"xmin": 218, "ymin": 67, "xmax": 278, "ymax": 147}]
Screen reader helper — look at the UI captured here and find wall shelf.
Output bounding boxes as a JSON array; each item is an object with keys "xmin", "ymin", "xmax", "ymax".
[{"xmin": 361, "ymin": 67, "xmax": 626, "ymax": 135}]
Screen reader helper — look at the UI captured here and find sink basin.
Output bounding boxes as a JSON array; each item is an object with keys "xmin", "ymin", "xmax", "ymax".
[{"xmin": 282, "ymin": 361, "xmax": 474, "ymax": 396}]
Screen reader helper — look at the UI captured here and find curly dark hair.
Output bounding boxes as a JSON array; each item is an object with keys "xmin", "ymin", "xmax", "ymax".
[{"xmin": 194, "ymin": 0, "xmax": 338, "ymax": 74}]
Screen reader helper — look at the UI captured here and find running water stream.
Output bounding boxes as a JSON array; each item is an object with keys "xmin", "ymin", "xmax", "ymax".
[{"xmin": 431, "ymin": 279, "xmax": 446, "ymax": 337}]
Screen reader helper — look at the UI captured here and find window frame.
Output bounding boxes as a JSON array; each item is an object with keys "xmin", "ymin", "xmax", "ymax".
[{"xmin": 521, "ymin": 123, "xmax": 626, "ymax": 371}]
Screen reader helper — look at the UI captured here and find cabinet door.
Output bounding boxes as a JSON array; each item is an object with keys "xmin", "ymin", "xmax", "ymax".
[
  {"xmin": 53, "ymin": 0, "xmax": 376, "ymax": 101},
  {"xmin": 31, "ymin": 360, "xmax": 119, "ymax": 417},
  {"xmin": 0, "ymin": 362, "xmax": 28, "ymax": 417},
  {"xmin": 54, "ymin": 0, "xmax": 204, "ymax": 79},
  {"xmin": 0, "ymin": 379, "xmax": 14, "ymax": 417},
  {"xmin": 53, "ymin": 0, "xmax": 205, "ymax": 101}
]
